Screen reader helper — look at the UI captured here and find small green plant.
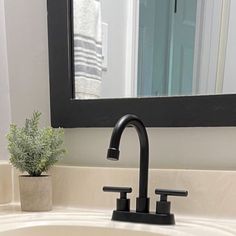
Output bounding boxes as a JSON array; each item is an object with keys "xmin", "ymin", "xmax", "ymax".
[{"xmin": 7, "ymin": 111, "xmax": 66, "ymax": 176}]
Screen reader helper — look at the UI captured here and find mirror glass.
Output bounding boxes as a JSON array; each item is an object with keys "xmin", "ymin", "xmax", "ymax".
[{"xmin": 72, "ymin": 0, "xmax": 234, "ymax": 99}]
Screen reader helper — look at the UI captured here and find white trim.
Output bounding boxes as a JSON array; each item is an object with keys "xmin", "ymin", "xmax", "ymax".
[
  {"xmin": 216, "ymin": 0, "xmax": 231, "ymax": 93},
  {"xmin": 195, "ymin": 0, "xmax": 227, "ymax": 95},
  {"xmin": 192, "ymin": 0, "xmax": 204, "ymax": 94},
  {"xmin": 125, "ymin": 0, "xmax": 139, "ymax": 97},
  {"xmin": 223, "ymin": 0, "xmax": 236, "ymax": 93}
]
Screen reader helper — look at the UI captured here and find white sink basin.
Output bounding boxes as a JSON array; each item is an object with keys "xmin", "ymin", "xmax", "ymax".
[
  {"xmin": 2, "ymin": 220, "xmax": 236, "ymax": 236},
  {"xmin": 1, "ymin": 225, "xmax": 164, "ymax": 236},
  {"xmin": 1, "ymin": 206, "xmax": 236, "ymax": 236}
]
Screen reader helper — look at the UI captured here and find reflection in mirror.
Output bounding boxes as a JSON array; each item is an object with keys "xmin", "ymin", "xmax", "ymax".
[
  {"xmin": 72, "ymin": 0, "xmax": 232, "ymax": 99},
  {"xmin": 73, "ymin": 0, "xmax": 103, "ymax": 99}
]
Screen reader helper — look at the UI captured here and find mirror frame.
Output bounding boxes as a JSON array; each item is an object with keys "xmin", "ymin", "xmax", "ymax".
[{"xmin": 47, "ymin": 0, "xmax": 236, "ymax": 128}]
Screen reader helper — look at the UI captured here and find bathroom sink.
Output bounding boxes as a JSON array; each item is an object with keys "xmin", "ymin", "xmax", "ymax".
[
  {"xmin": 1, "ymin": 225, "xmax": 164, "ymax": 236},
  {"xmin": 2, "ymin": 220, "xmax": 236, "ymax": 236},
  {"xmin": 1, "ymin": 206, "xmax": 236, "ymax": 236}
]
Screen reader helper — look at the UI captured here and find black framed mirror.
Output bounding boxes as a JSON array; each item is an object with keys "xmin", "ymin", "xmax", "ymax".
[{"xmin": 47, "ymin": 0, "xmax": 236, "ymax": 128}]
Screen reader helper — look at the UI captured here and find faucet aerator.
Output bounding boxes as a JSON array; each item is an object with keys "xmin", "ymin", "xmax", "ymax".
[{"xmin": 107, "ymin": 148, "xmax": 120, "ymax": 160}]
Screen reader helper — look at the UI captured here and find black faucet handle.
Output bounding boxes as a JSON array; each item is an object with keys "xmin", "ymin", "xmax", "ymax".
[
  {"xmin": 155, "ymin": 189, "xmax": 188, "ymax": 214},
  {"xmin": 103, "ymin": 186, "xmax": 132, "ymax": 194},
  {"xmin": 103, "ymin": 186, "xmax": 132, "ymax": 211},
  {"xmin": 155, "ymin": 189, "xmax": 188, "ymax": 199}
]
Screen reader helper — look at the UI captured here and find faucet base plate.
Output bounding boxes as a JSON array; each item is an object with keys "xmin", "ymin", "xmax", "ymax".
[{"xmin": 112, "ymin": 210, "xmax": 175, "ymax": 225}]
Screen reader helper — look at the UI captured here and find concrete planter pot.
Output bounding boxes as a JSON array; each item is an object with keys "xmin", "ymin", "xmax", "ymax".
[{"xmin": 19, "ymin": 175, "xmax": 52, "ymax": 212}]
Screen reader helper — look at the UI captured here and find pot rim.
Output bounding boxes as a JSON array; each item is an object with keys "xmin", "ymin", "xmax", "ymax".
[{"xmin": 19, "ymin": 175, "xmax": 51, "ymax": 178}]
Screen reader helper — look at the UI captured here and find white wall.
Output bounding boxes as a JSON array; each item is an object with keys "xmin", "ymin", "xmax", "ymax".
[
  {"xmin": 0, "ymin": 0, "xmax": 50, "ymax": 160},
  {"xmin": 2, "ymin": 0, "xmax": 236, "ymax": 170},
  {"xmin": 62, "ymin": 127, "xmax": 236, "ymax": 170},
  {"xmin": 4, "ymin": 0, "xmax": 50, "ymax": 127},
  {"xmin": 223, "ymin": 0, "xmax": 236, "ymax": 93},
  {"xmin": 100, "ymin": 0, "xmax": 128, "ymax": 98},
  {"xmin": 0, "ymin": 0, "xmax": 11, "ymax": 160}
]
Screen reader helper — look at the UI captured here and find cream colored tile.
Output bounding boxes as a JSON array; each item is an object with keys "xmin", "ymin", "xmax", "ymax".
[
  {"xmin": 51, "ymin": 166, "xmax": 139, "ymax": 210},
  {"xmin": 0, "ymin": 162, "xmax": 12, "ymax": 203},
  {"xmin": 12, "ymin": 165, "xmax": 236, "ymax": 219},
  {"xmin": 12, "ymin": 169, "xmax": 26, "ymax": 203},
  {"xmin": 50, "ymin": 166, "xmax": 236, "ymax": 219}
]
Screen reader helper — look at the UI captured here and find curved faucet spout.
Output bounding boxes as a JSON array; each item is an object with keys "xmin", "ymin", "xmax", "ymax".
[{"xmin": 107, "ymin": 114, "xmax": 150, "ymax": 213}]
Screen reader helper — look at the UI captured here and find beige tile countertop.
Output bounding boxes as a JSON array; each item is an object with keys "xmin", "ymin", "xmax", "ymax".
[
  {"xmin": 2, "ymin": 164, "xmax": 236, "ymax": 235},
  {"xmin": 49, "ymin": 166, "xmax": 236, "ymax": 219},
  {"xmin": 0, "ymin": 162, "xmax": 12, "ymax": 204}
]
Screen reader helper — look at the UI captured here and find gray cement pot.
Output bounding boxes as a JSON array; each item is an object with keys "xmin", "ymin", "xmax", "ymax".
[{"xmin": 19, "ymin": 175, "xmax": 52, "ymax": 212}]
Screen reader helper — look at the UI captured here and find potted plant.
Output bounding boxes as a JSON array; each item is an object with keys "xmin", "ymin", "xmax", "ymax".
[{"xmin": 7, "ymin": 111, "xmax": 66, "ymax": 212}]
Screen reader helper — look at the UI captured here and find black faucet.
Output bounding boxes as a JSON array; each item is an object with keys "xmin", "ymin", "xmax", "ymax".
[
  {"xmin": 103, "ymin": 114, "xmax": 188, "ymax": 225},
  {"xmin": 107, "ymin": 114, "xmax": 149, "ymax": 213}
]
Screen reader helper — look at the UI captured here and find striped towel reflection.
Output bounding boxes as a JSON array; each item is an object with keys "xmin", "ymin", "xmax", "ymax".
[{"xmin": 73, "ymin": 0, "xmax": 102, "ymax": 99}]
